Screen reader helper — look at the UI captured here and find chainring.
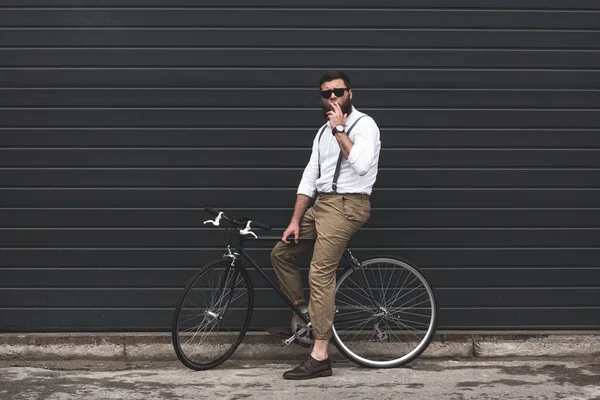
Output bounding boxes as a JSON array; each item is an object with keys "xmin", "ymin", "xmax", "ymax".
[{"xmin": 291, "ymin": 314, "xmax": 314, "ymax": 345}]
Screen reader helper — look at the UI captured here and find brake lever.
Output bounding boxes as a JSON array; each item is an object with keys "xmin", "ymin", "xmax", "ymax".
[
  {"xmin": 239, "ymin": 221, "xmax": 258, "ymax": 238},
  {"xmin": 204, "ymin": 212, "xmax": 224, "ymax": 226}
]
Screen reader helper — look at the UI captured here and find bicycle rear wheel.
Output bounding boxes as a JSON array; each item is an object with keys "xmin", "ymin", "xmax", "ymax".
[
  {"xmin": 332, "ymin": 256, "xmax": 437, "ymax": 368},
  {"xmin": 172, "ymin": 259, "xmax": 253, "ymax": 370}
]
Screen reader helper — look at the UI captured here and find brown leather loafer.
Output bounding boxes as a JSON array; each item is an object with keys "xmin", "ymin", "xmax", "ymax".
[
  {"xmin": 265, "ymin": 325, "xmax": 311, "ymax": 349},
  {"xmin": 283, "ymin": 356, "xmax": 332, "ymax": 380}
]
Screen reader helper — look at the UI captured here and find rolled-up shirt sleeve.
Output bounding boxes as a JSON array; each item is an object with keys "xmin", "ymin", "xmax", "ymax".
[
  {"xmin": 347, "ymin": 117, "xmax": 379, "ymax": 176},
  {"xmin": 297, "ymin": 130, "xmax": 321, "ymax": 198}
]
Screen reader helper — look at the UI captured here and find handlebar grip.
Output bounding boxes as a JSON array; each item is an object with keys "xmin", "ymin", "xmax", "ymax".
[
  {"xmin": 204, "ymin": 207, "xmax": 220, "ymax": 216},
  {"xmin": 204, "ymin": 207, "xmax": 234, "ymax": 224},
  {"xmin": 252, "ymin": 221, "xmax": 272, "ymax": 231}
]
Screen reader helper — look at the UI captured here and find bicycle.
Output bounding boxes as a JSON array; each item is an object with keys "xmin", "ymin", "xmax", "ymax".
[{"xmin": 172, "ymin": 207, "xmax": 438, "ymax": 371}]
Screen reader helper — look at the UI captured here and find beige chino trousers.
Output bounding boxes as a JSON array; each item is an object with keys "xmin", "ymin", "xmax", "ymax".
[{"xmin": 270, "ymin": 193, "xmax": 370, "ymax": 340}]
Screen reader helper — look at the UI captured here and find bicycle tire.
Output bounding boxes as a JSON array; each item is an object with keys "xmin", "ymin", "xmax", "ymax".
[
  {"xmin": 332, "ymin": 256, "xmax": 437, "ymax": 368},
  {"xmin": 172, "ymin": 259, "xmax": 253, "ymax": 371}
]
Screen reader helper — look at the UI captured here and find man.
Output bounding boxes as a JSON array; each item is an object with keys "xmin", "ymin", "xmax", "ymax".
[{"xmin": 268, "ymin": 70, "xmax": 381, "ymax": 379}]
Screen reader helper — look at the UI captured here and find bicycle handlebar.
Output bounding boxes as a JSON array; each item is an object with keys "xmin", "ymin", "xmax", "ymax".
[{"xmin": 204, "ymin": 207, "xmax": 272, "ymax": 231}]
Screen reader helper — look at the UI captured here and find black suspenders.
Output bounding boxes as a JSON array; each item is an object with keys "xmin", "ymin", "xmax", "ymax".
[
  {"xmin": 316, "ymin": 115, "xmax": 367, "ymax": 191},
  {"xmin": 316, "ymin": 123, "xmax": 328, "ymax": 180}
]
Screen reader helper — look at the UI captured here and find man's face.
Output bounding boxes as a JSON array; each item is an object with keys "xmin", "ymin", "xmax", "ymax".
[{"xmin": 321, "ymin": 78, "xmax": 353, "ymax": 119}]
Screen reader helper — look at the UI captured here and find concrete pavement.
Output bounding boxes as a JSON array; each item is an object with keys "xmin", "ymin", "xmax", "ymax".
[{"xmin": 1, "ymin": 358, "xmax": 599, "ymax": 400}]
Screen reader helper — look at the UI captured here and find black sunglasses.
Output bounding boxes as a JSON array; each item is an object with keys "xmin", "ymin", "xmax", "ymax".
[{"xmin": 320, "ymin": 88, "xmax": 350, "ymax": 99}]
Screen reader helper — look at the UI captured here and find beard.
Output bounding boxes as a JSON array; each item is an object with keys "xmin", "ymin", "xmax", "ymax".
[{"xmin": 322, "ymin": 97, "xmax": 353, "ymax": 120}]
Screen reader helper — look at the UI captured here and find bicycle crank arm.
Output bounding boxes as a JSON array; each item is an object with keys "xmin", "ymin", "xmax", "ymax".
[
  {"xmin": 282, "ymin": 325, "xmax": 310, "ymax": 346},
  {"xmin": 282, "ymin": 336, "xmax": 296, "ymax": 346}
]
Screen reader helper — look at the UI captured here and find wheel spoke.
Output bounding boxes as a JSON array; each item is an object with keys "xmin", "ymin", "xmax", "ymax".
[
  {"xmin": 343, "ymin": 274, "xmax": 380, "ymax": 307},
  {"xmin": 342, "ymin": 316, "xmax": 376, "ymax": 344},
  {"xmin": 380, "ymin": 264, "xmax": 397, "ymax": 306}
]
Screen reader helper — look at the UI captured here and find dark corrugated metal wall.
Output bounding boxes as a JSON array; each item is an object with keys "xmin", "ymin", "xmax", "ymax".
[{"xmin": 1, "ymin": 0, "xmax": 600, "ymax": 331}]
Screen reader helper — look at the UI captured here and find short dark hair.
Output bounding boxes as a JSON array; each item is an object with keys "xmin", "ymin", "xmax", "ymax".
[{"xmin": 319, "ymin": 70, "xmax": 351, "ymax": 88}]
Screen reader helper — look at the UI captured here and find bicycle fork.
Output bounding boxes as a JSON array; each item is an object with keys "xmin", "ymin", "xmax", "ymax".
[{"xmin": 205, "ymin": 253, "xmax": 240, "ymax": 322}]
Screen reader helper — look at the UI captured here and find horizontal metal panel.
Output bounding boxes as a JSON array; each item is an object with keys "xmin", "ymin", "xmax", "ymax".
[
  {"xmin": 439, "ymin": 308, "xmax": 600, "ymax": 329},
  {"xmin": 3, "ymin": 267, "xmax": 600, "ymax": 288},
  {"xmin": 0, "ymin": 149, "xmax": 313, "ymax": 167},
  {"xmin": 0, "ymin": 309, "xmax": 176, "ymax": 331},
  {"xmin": 4, "ymin": 209, "xmax": 600, "ymax": 228},
  {"xmin": 438, "ymin": 288, "xmax": 600, "ymax": 307},
  {"xmin": 0, "ymin": 288, "xmax": 270, "ymax": 307},
  {"xmin": 4, "ymin": 89, "xmax": 600, "ymax": 108},
  {"xmin": 3, "ymin": 0, "xmax": 600, "ymax": 9},
  {"xmin": 3, "ymin": 169, "xmax": 600, "ymax": 188},
  {"xmin": 1, "ymin": 288, "xmax": 290, "ymax": 307},
  {"xmin": 2, "ymin": 110, "xmax": 600, "ymax": 129},
  {"xmin": 3, "ymin": 248, "xmax": 599, "ymax": 268},
  {"xmin": 3, "ymin": 69, "xmax": 599, "ymax": 90},
  {"xmin": 2, "ymin": 288, "xmax": 598, "ymax": 307},
  {"xmin": 3, "ymin": 149, "xmax": 600, "ymax": 168},
  {"xmin": 0, "ymin": 269, "xmax": 204, "ymax": 288},
  {"xmin": 3, "ymin": 0, "xmax": 600, "ymax": 8},
  {"xmin": 0, "ymin": 308, "xmax": 598, "ymax": 332},
  {"xmin": 1, "ymin": 9, "xmax": 599, "ymax": 29},
  {"xmin": 429, "ymin": 268, "xmax": 600, "ymax": 288},
  {"xmin": 3, "ymin": 49, "xmax": 600, "ymax": 68},
  {"xmin": 1, "ymin": 129, "xmax": 599, "ymax": 148},
  {"xmin": 3, "ymin": 29, "xmax": 600, "ymax": 49},
  {"xmin": 0, "ymin": 308, "xmax": 291, "ymax": 331},
  {"xmin": 3, "ymin": 228, "xmax": 600, "ymax": 247},
  {"xmin": 2, "ymin": 188, "xmax": 600, "ymax": 208}
]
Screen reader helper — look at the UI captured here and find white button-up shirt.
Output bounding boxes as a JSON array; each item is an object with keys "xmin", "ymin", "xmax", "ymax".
[{"xmin": 297, "ymin": 106, "xmax": 381, "ymax": 197}]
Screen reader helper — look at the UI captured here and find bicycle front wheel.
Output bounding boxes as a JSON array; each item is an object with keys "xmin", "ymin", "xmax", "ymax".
[
  {"xmin": 172, "ymin": 259, "xmax": 253, "ymax": 370},
  {"xmin": 332, "ymin": 257, "xmax": 437, "ymax": 368}
]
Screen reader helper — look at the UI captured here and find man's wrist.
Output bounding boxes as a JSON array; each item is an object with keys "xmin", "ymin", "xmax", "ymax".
[{"xmin": 332, "ymin": 124, "xmax": 345, "ymax": 135}]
